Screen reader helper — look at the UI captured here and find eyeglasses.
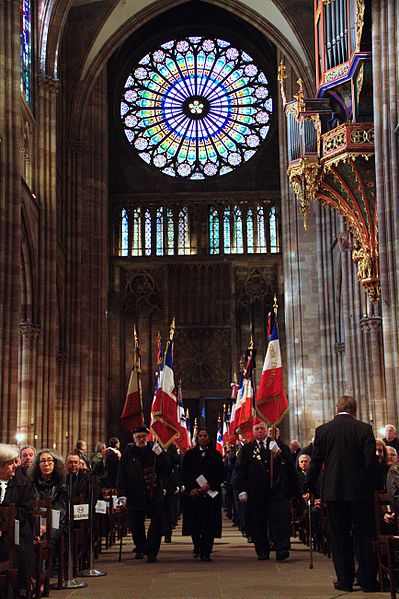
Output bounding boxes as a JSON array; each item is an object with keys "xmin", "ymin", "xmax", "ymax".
[{"xmin": 39, "ymin": 458, "xmax": 54, "ymax": 464}]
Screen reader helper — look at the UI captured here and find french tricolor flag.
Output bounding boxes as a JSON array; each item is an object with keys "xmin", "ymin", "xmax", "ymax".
[
  {"xmin": 151, "ymin": 340, "xmax": 179, "ymax": 448},
  {"xmin": 256, "ymin": 321, "xmax": 288, "ymax": 425},
  {"xmin": 216, "ymin": 416, "xmax": 224, "ymax": 455}
]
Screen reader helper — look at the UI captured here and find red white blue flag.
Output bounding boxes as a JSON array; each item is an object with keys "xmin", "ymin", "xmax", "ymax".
[
  {"xmin": 151, "ymin": 338, "xmax": 179, "ymax": 448},
  {"xmin": 256, "ymin": 321, "xmax": 288, "ymax": 425},
  {"xmin": 120, "ymin": 332, "xmax": 144, "ymax": 432},
  {"xmin": 216, "ymin": 415, "xmax": 224, "ymax": 455},
  {"xmin": 175, "ymin": 384, "xmax": 192, "ymax": 454}
]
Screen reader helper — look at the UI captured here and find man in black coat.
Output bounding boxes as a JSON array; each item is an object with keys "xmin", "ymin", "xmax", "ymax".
[
  {"xmin": 236, "ymin": 419, "xmax": 298, "ymax": 561},
  {"xmin": 117, "ymin": 426, "xmax": 171, "ymax": 563},
  {"xmin": 306, "ymin": 395, "xmax": 383, "ymax": 593},
  {"xmin": 181, "ymin": 429, "xmax": 225, "ymax": 561}
]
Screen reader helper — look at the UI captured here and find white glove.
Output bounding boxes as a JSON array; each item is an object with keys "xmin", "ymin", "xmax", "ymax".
[
  {"xmin": 152, "ymin": 442, "xmax": 162, "ymax": 455},
  {"xmin": 269, "ymin": 440, "xmax": 281, "ymax": 455},
  {"xmin": 117, "ymin": 496, "xmax": 127, "ymax": 507},
  {"xmin": 238, "ymin": 491, "xmax": 248, "ymax": 503}
]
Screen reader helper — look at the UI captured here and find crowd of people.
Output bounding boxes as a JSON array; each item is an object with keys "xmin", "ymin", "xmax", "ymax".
[{"xmin": 1, "ymin": 398, "xmax": 399, "ymax": 595}]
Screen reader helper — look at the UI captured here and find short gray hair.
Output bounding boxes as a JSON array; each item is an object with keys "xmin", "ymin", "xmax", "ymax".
[{"xmin": 0, "ymin": 443, "xmax": 19, "ymax": 465}]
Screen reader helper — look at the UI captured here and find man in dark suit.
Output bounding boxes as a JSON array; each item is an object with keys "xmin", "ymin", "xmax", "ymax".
[
  {"xmin": 236, "ymin": 419, "xmax": 298, "ymax": 561},
  {"xmin": 306, "ymin": 395, "xmax": 382, "ymax": 593}
]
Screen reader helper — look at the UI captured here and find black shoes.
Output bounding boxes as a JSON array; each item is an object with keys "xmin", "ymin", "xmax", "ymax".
[
  {"xmin": 164, "ymin": 536, "xmax": 171, "ymax": 543},
  {"xmin": 276, "ymin": 551, "xmax": 289, "ymax": 561},
  {"xmin": 333, "ymin": 581, "xmax": 353, "ymax": 592},
  {"xmin": 193, "ymin": 549, "xmax": 200, "ymax": 558},
  {"xmin": 147, "ymin": 554, "xmax": 157, "ymax": 563},
  {"xmin": 135, "ymin": 551, "xmax": 145, "ymax": 560},
  {"xmin": 200, "ymin": 555, "xmax": 212, "ymax": 561},
  {"xmin": 257, "ymin": 553, "xmax": 270, "ymax": 561}
]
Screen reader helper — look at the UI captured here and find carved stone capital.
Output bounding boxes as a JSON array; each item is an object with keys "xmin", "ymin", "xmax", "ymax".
[
  {"xmin": 360, "ymin": 315, "xmax": 382, "ymax": 333},
  {"xmin": 37, "ymin": 74, "xmax": 60, "ymax": 94},
  {"xmin": 334, "ymin": 342, "xmax": 345, "ymax": 354},
  {"xmin": 19, "ymin": 320, "xmax": 41, "ymax": 338}
]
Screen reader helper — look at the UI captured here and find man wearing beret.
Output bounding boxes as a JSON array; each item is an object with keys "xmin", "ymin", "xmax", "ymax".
[{"xmin": 116, "ymin": 426, "xmax": 171, "ymax": 563}]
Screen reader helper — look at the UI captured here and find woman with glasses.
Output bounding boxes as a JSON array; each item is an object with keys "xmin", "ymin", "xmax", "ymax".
[{"xmin": 28, "ymin": 448, "xmax": 68, "ymax": 545}]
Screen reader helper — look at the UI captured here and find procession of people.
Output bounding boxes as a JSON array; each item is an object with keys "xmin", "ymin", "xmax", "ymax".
[{"xmin": 1, "ymin": 395, "xmax": 395, "ymax": 596}]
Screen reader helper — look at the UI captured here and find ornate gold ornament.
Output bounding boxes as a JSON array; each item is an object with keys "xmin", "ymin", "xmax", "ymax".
[
  {"xmin": 287, "ymin": 157, "xmax": 322, "ymax": 229},
  {"xmin": 356, "ymin": 0, "xmax": 365, "ymax": 50},
  {"xmin": 277, "ymin": 60, "xmax": 287, "ymax": 107}
]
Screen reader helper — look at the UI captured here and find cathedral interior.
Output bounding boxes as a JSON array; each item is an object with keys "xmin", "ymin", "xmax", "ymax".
[{"xmin": 0, "ymin": 0, "xmax": 397, "ymax": 453}]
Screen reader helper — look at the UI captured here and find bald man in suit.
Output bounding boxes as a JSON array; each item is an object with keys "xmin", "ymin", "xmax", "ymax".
[{"xmin": 306, "ymin": 395, "xmax": 382, "ymax": 593}]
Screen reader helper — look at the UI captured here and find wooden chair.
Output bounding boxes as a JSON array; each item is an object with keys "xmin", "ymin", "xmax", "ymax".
[
  {"xmin": 32, "ymin": 498, "xmax": 53, "ymax": 598},
  {"xmin": 0, "ymin": 503, "xmax": 17, "ymax": 599},
  {"xmin": 374, "ymin": 490, "xmax": 399, "ymax": 598}
]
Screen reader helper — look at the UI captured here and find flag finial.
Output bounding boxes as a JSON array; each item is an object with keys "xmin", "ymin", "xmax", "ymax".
[
  {"xmin": 273, "ymin": 294, "xmax": 278, "ymax": 319},
  {"xmin": 133, "ymin": 324, "xmax": 138, "ymax": 348},
  {"xmin": 169, "ymin": 317, "xmax": 176, "ymax": 340}
]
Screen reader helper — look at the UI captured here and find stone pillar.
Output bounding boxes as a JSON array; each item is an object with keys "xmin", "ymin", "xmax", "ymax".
[
  {"xmin": 18, "ymin": 321, "xmax": 41, "ymax": 442},
  {"xmin": 359, "ymin": 315, "xmax": 386, "ymax": 429},
  {"xmin": 372, "ymin": 0, "xmax": 399, "ymax": 424},
  {"xmin": 278, "ymin": 59, "xmax": 324, "ymax": 443},
  {"xmin": 35, "ymin": 74, "xmax": 60, "ymax": 448},
  {"xmin": 0, "ymin": 1, "xmax": 22, "ymax": 439}
]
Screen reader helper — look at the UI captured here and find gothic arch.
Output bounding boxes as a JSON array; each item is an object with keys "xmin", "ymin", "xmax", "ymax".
[{"xmin": 65, "ymin": 0, "xmax": 314, "ymax": 139}]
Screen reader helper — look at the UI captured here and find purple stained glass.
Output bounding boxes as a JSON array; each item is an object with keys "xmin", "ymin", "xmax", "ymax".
[{"xmin": 120, "ymin": 36, "xmax": 273, "ymax": 179}]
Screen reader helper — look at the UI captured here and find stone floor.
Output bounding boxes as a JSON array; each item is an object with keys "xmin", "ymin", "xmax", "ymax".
[{"xmin": 52, "ymin": 517, "xmax": 391, "ymax": 599}]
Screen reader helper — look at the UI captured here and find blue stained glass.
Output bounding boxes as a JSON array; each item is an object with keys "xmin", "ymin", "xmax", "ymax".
[
  {"xmin": 167, "ymin": 208, "xmax": 174, "ymax": 255},
  {"xmin": 121, "ymin": 36, "xmax": 273, "ymax": 178},
  {"xmin": 232, "ymin": 207, "xmax": 244, "ymax": 254},
  {"xmin": 156, "ymin": 208, "xmax": 164, "ymax": 256},
  {"xmin": 247, "ymin": 209, "xmax": 254, "ymax": 253},
  {"xmin": 223, "ymin": 207, "xmax": 231, "ymax": 254},
  {"xmin": 132, "ymin": 208, "xmax": 141, "ymax": 256},
  {"xmin": 209, "ymin": 208, "xmax": 220, "ymax": 255},
  {"xmin": 20, "ymin": 0, "xmax": 32, "ymax": 106},
  {"xmin": 257, "ymin": 206, "xmax": 267, "ymax": 253},
  {"xmin": 178, "ymin": 207, "xmax": 190, "ymax": 255},
  {"xmin": 121, "ymin": 209, "xmax": 129, "ymax": 256},
  {"xmin": 270, "ymin": 206, "xmax": 279, "ymax": 253},
  {"xmin": 144, "ymin": 209, "xmax": 152, "ymax": 255}
]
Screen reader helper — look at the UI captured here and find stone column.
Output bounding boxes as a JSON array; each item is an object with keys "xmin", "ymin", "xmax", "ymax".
[
  {"xmin": 359, "ymin": 315, "xmax": 386, "ymax": 429},
  {"xmin": 0, "ymin": 1, "xmax": 22, "ymax": 439},
  {"xmin": 278, "ymin": 59, "xmax": 324, "ymax": 442},
  {"xmin": 34, "ymin": 74, "xmax": 60, "ymax": 448},
  {"xmin": 372, "ymin": 0, "xmax": 399, "ymax": 423},
  {"xmin": 18, "ymin": 321, "xmax": 41, "ymax": 442}
]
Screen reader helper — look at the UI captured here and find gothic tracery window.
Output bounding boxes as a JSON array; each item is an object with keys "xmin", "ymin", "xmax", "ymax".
[
  {"xmin": 20, "ymin": 0, "xmax": 33, "ymax": 106},
  {"xmin": 120, "ymin": 36, "xmax": 273, "ymax": 180}
]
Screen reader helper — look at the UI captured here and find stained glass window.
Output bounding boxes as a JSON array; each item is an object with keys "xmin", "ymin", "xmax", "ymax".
[
  {"xmin": 121, "ymin": 209, "xmax": 129, "ymax": 256},
  {"xmin": 166, "ymin": 208, "xmax": 174, "ymax": 255},
  {"xmin": 121, "ymin": 36, "xmax": 273, "ymax": 179},
  {"xmin": 270, "ymin": 206, "xmax": 278, "ymax": 253},
  {"xmin": 210, "ymin": 208, "xmax": 220, "ymax": 255},
  {"xmin": 223, "ymin": 208, "xmax": 231, "ymax": 254},
  {"xmin": 178, "ymin": 207, "xmax": 190, "ymax": 255},
  {"xmin": 257, "ymin": 206, "xmax": 267, "ymax": 253},
  {"xmin": 132, "ymin": 208, "xmax": 141, "ymax": 256},
  {"xmin": 144, "ymin": 209, "xmax": 152, "ymax": 256},
  {"xmin": 20, "ymin": 0, "xmax": 33, "ymax": 106},
  {"xmin": 232, "ymin": 206, "xmax": 244, "ymax": 254},
  {"xmin": 247, "ymin": 209, "xmax": 254, "ymax": 253},
  {"xmin": 156, "ymin": 208, "xmax": 164, "ymax": 256}
]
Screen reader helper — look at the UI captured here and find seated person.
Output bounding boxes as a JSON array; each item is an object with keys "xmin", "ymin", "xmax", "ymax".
[
  {"xmin": 0, "ymin": 443, "xmax": 34, "ymax": 594},
  {"xmin": 29, "ymin": 449, "xmax": 68, "ymax": 546}
]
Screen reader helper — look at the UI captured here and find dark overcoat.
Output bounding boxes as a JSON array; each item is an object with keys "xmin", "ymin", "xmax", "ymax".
[
  {"xmin": 1, "ymin": 471, "xmax": 35, "ymax": 590},
  {"xmin": 116, "ymin": 442, "xmax": 171, "ymax": 510},
  {"xmin": 181, "ymin": 446, "xmax": 224, "ymax": 538}
]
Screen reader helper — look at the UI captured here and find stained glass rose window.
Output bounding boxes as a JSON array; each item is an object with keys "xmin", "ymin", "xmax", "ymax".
[{"xmin": 120, "ymin": 36, "xmax": 273, "ymax": 179}]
